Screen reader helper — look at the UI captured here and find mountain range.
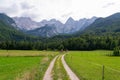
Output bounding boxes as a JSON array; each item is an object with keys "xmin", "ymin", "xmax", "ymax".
[
  {"xmin": 13, "ymin": 16, "xmax": 97, "ymax": 37},
  {"xmin": 0, "ymin": 12, "xmax": 120, "ymax": 40}
]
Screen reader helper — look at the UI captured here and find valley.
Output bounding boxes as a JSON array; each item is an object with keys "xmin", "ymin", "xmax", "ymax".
[{"xmin": 0, "ymin": 1, "xmax": 120, "ymax": 79}]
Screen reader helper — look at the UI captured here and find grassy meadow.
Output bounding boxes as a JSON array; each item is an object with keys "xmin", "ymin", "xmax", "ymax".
[
  {"xmin": 65, "ymin": 50, "xmax": 120, "ymax": 80},
  {"xmin": 0, "ymin": 50, "xmax": 58, "ymax": 80},
  {"xmin": 1, "ymin": 50, "xmax": 120, "ymax": 80}
]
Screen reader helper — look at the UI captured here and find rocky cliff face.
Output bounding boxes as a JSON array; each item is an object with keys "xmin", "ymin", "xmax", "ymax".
[{"xmin": 13, "ymin": 17, "xmax": 39, "ymax": 30}]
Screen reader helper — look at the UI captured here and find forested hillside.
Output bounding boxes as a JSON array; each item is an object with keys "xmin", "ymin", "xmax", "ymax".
[
  {"xmin": 0, "ymin": 13, "xmax": 40, "ymax": 41},
  {"xmin": 82, "ymin": 13, "xmax": 120, "ymax": 35}
]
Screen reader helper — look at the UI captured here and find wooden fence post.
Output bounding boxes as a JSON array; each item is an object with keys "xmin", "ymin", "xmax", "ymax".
[{"xmin": 102, "ymin": 65, "xmax": 105, "ymax": 80}]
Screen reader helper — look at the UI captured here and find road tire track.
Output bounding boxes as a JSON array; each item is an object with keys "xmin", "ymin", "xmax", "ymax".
[
  {"xmin": 61, "ymin": 54, "xmax": 80, "ymax": 80},
  {"xmin": 43, "ymin": 56, "xmax": 58, "ymax": 80}
]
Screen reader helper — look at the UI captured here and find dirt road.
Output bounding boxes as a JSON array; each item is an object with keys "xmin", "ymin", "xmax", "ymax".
[
  {"xmin": 43, "ymin": 54, "xmax": 79, "ymax": 80},
  {"xmin": 43, "ymin": 56, "xmax": 58, "ymax": 80},
  {"xmin": 61, "ymin": 54, "xmax": 80, "ymax": 80}
]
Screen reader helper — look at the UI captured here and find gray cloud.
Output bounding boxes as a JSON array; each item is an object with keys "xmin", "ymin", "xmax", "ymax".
[
  {"xmin": 0, "ymin": 0, "xmax": 120, "ymax": 23},
  {"xmin": 61, "ymin": 12, "xmax": 73, "ymax": 18},
  {"xmin": 0, "ymin": 4, "xmax": 19, "ymax": 16},
  {"xmin": 20, "ymin": 2, "xmax": 34, "ymax": 10},
  {"xmin": 21, "ymin": 12, "xmax": 40, "ymax": 20},
  {"xmin": 103, "ymin": 2, "xmax": 115, "ymax": 8}
]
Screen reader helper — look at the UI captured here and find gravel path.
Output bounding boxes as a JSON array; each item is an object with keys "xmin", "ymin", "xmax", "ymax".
[
  {"xmin": 61, "ymin": 54, "xmax": 80, "ymax": 80},
  {"xmin": 43, "ymin": 56, "xmax": 58, "ymax": 80}
]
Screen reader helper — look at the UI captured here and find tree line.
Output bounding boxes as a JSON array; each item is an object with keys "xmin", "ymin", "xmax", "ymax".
[{"xmin": 0, "ymin": 34, "xmax": 120, "ymax": 50}]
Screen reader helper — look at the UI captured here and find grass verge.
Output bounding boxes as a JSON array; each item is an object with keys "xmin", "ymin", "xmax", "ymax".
[{"xmin": 52, "ymin": 54, "xmax": 70, "ymax": 80}]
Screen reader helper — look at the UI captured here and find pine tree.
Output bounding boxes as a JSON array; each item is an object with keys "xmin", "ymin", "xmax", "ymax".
[
  {"xmin": 58, "ymin": 44, "xmax": 64, "ymax": 51},
  {"xmin": 113, "ymin": 47, "xmax": 120, "ymax": 56}
]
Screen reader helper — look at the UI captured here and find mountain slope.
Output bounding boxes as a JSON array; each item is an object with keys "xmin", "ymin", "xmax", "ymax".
[
  {"xmin": 39, "ymin": 19, "xmax": 64, "ymax": 33},
  {"xmin": 0, "ymin": 13, "xmax": 38, "ymax": 41},
  {"xmin": 63, "ymin": 17, "xmax": 97, "ymax": 33},
  {"xmin": 0, "ymin": 13, "xmax": 18, "ymax": 29},
  {"xmin": 83, "ymin": 13, "xmax": 120, "ymax": 35},
  {"xmin": 13, "ymin": 17, "xmax": 39, "ymax": 30},
  {"xmin": 27, "ymin": 24, "xmax": 59, "ymax": 37}
]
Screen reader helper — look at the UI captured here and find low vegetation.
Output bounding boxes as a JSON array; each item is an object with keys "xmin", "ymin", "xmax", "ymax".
[{"xmin": 65, "ymin": 51, "xmax": 120, "ymax": 80}]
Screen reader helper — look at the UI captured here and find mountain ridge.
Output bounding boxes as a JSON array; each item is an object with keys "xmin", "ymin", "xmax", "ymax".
[
  {"xmin": 13, "ymin": 16, "xmax": 97, "ymax": 37},
  {"xmin": 82, "ymin": 12, "xmax": 120, "ymax": 35}
]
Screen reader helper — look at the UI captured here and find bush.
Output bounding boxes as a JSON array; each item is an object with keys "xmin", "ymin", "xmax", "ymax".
[{"xmin": 113, "ymin": 47, "xmax": 120, "ymax": 56}]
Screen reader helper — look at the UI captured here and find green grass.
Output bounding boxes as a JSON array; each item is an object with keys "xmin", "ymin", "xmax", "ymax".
[
  {"xmin": 65, "ymin": 50, "xmax": 120, "ymax": 80},
  {"xmin": 0, "ymin": 50, "xmax": 58, "ymax": 57},
  {"xmin": 52, "ymin": 54, "xmax": 70, "ymax": 80},
  {"xmin": 0, "ymin": 50, "xmax": 58, "ymax": 80},
  {"xmin": 0, "ymin": 57, "xmax": 43, "ymax": 80}
]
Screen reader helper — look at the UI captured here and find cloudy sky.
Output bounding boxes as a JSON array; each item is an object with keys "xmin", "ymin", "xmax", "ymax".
[{"xmin": 0, "ymin": 0, "xmax": 120, "ymax": 23}]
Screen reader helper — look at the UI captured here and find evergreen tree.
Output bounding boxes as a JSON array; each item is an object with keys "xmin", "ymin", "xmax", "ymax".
[
  {"xmin": 113, "ymin": 47, "xmax": 120, "ymax": 56},
  {"xmin": 58, "ymin": 44, "xmax": 64, "ymax": 50}
]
